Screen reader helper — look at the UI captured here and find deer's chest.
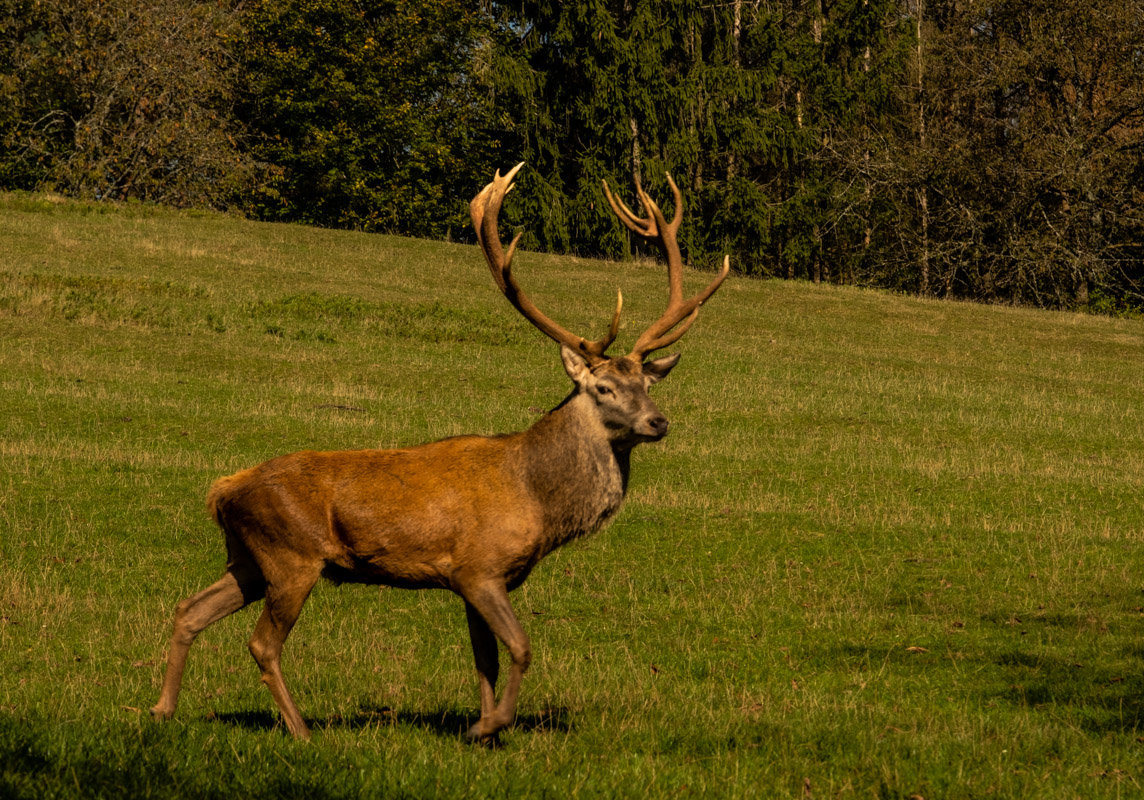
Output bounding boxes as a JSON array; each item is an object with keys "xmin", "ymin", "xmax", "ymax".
[{"xmin": 539, "ymin": 452, "xmax": 626, "ymax": 544}]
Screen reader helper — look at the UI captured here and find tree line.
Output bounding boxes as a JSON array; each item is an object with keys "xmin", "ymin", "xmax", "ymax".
[{"xmin": 2, "ymin": 0, "xmax": 1142, "ymax": 310}]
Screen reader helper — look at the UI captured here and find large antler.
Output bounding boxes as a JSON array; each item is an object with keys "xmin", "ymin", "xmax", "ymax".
[
  {"xmin": 602, "ymin": 173, "xmax": 729, "ymax": 361},
  {"xmin": 471, "ymin": 163, "xmax": 622, "ymax": 366}
]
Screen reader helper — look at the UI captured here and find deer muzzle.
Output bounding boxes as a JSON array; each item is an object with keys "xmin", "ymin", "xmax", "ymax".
[{"xmin": 639, "ymin": 413, "xmax": 670, "ymax": 441}]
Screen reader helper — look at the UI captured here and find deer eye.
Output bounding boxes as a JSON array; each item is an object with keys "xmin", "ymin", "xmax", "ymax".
[{"xmin": 596, "ymin": 384, "xmax": 614, "ymax": 397}]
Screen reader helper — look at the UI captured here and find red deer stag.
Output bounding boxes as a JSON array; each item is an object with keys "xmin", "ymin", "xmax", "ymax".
[{"xmin": 150, "ymin": 163, "xmax": 729, "ymax": 744}]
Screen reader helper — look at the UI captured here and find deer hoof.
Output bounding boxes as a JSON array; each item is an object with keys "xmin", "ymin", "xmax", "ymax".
[
  {"xmin": 150, "ymin": 705, "xmax": 174, "ymax": 721},
  {"xmin": 465, "ymin": 724, "xmax": 501, "ymax": 748}
]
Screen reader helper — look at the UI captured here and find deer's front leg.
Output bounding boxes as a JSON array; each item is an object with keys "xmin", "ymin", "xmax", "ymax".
[{"xmin": 461, "ymin": 583, "xmax": 530, "ymax": 743}]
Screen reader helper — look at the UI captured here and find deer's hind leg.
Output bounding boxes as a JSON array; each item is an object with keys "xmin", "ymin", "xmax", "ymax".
[
  {"xmin": 465, "ymin": 601, "xmax": 500, "ymax": 721},
  {"xmin": 247, "ymin": 567, "xmax": 321, "ymax": 740},
  {"xmin": 152, "ymin": 560, "xmax": 266, "ymax": 720}
]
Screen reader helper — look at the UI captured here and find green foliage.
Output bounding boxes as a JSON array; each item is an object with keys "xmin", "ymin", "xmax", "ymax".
[
  {"xmin": 237, "ymin": 0, "xmax": 498, "ymax": 237},
  {"xmin": 1085, "ymin": 289, "xmax": 1144, "ymax": 319},
  {"xmin": 0, "ymin": 0, "xmax": 75, "ymax": 189},
  {"xmin": 863, "ymin": 0, "xmax": 1144, "ymax": 306},
  {"xmin": 484, "ymin": 0, "xmax": 908, "ymax": 280},
  {"xmin": 0, "ymin": 0, "xmax": 263, "ymax": 207}
]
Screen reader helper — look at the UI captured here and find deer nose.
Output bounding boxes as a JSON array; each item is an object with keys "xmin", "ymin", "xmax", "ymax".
[{"xmin": 647, "ymin": 415, "xmax": 669, "ymax": 438}]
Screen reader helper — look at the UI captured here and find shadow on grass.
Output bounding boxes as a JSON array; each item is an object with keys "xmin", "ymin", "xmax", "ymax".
[
  {"xmin": 0, "ymin": 704, "xmax": 572, "ymax": 800},
  {"xmin": 815, "ymin": 634, "xmax": 1144, "ymax": 735},
  {"xmin": 211, "ymin": 703, "xmax": 573, "ymax": 740},
  {"xmin": 989, "ymin": 646, "xmax": 1144, "ymax": 734},
  {"xmin": 0, "ymin": 714, "xmax": 356, "ymax": 800}
]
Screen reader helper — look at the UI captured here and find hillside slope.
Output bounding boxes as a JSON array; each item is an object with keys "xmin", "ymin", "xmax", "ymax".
[{"xmin": 2, "ymin": 192, "xmax": 1143, "ymax": 798}]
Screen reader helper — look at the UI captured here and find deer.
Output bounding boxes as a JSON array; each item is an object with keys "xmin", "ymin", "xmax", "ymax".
[{"xmin": 149, "ymin": 163, "xmax": 729, "ymax": 744}]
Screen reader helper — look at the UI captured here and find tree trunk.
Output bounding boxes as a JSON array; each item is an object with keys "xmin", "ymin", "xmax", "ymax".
[
  {"xmin": 630, "ymin": 116, "xmax": 642, "ymax": 187},
  {"xmin": 914, "ymin": 0, "xmax": 931, "ymax": 296},
  {"xmin": 728, "ymin": 0, "xmax": 742, "ymax": 182}
]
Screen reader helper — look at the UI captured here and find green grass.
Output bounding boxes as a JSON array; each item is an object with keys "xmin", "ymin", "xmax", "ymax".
[{"xmin": 2, "ymin": 190, "xmax": 1144, "ymax": 798}]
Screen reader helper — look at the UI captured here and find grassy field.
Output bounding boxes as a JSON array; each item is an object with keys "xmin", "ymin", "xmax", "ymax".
[{"xmin": 1, "ymin": 191, "xmax": 1143, "ymax": 798}]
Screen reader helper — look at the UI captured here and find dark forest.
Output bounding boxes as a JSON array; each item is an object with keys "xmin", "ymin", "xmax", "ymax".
[{"xmin": 2, "ymin": 0, "xmax": 1142, "ymax": 309}]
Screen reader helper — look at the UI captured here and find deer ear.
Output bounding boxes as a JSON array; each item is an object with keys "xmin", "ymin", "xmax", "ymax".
[
  {"xmin": 643, "ymin": 352, "xmax": 680, "ymax": 384},
  {"xmin": 560, "ymin": 344, "xmax": 593, "ymax": 387}
]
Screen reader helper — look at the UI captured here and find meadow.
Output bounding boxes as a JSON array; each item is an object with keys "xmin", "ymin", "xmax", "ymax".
[{"xmin": 1, "ymin": 191, "xmax": 1143, "ymax": 798}]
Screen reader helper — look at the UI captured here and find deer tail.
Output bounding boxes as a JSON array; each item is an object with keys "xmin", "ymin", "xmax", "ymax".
[{"xmin": 206, "ymin": 475, "xmax": 238, "ymax": 530}]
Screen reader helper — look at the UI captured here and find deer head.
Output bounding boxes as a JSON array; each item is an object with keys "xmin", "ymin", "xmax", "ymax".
[{"xmin": 470, "ymin": 163, "xmax": 729, "ymax": 446}]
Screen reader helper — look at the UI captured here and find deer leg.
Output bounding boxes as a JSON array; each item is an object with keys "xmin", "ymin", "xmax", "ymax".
[
  {"xmin": 247, "ymin": 573, "xmax": 319, "ymax": 740},
  {"xmin": 151, "ymin": 566, "xmax": 265, "ymax": 720},
  {"xmin": 462, "ymin": 584, "xmax": 530, "ymax": 743},
  {"xmin": 465, "ymin": 601, "xmax": 499, "ymax": 721}
]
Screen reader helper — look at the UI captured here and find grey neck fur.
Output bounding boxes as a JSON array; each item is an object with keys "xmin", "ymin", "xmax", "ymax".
[{"xmin": 518, "ymin": 391, "xmax": 631, "ymax": 554}]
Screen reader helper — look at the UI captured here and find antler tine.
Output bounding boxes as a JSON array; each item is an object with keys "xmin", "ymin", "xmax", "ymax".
[
  {"xmin": 471, "ymin": 164, "xmax": 621, "ymax": 365},
  {"xmin": 629, "ymin": 255, "xmax": 730, "ymax": 357},
  {"xmin": 470, "ymin": 162, "xmax": 525, "ymax": 284},
  {"xmin": 642, "ymin": 174, "xmax": 684, "ymax": 307},
  {"xmin": 663, "ymin": 172, "xmax": 683, "ymax": 230},
  {"xmin": 602, "ymin": 179, "xmax": 657, "ymax": 239},
  {"xmin": 602, "ymin": 173, "xmax": 728, "ymax": 360},
  {"xmin": 603, "ymin": 174, "xmax": 686, "ymax": 306}
]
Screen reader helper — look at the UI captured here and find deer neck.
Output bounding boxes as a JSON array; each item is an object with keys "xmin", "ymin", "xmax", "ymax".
[{"xmin": 518, "ymin": 392, "xmax": 631, "ymax": 551}]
